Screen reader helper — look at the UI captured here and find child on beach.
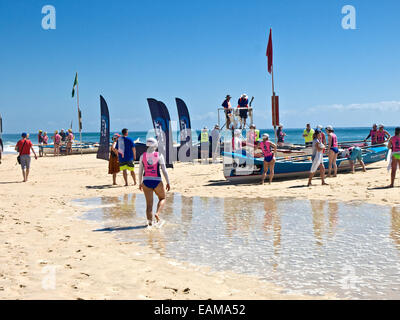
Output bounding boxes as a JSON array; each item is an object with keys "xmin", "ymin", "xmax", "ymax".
[
  {"xmin": 138, "ymin": 137, "xmax": 170, "ymax": 227},
  {"xmin": 388, "ymin": 127, "xmax": 400, "ymax": 188}
]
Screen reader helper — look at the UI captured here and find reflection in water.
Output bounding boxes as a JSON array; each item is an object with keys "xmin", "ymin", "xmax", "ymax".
[
  {"xmin": 310, "ymin": 200, "xmax": 325, "ymax": 247},
  {"xmin": 75, "ymin": 195, "xmax": 400, "ymax": 299},
  {"xmin": 263, "ymin": 199, "xmax": 281, "ymax": 270},
  {"xmin": 328, "ymin": 202, "xmax": 338, "ymax": 237},
  {"xmin": 391, "ymin": 207, "xmax": 400, "ymax": 252}
]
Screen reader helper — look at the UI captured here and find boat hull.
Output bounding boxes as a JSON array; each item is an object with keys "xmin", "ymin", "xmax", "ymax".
[{"xmin": 223, "ymin": 146, "xmax": 388, "ymax": 182}]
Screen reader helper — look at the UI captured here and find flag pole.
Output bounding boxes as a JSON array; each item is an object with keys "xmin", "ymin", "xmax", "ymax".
[
  {"xmin": 76, "ymin": 73, "xmax": 83, "ymax": 155},
  {"xmin": 272, "ymin": 65, "xmax": 277, "ymax": 146}
]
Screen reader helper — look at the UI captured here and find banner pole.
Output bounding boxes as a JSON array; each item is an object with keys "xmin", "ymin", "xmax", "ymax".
[{"xmin": 76, "ymin": 73, "xmax": 83, "ymax": 156}]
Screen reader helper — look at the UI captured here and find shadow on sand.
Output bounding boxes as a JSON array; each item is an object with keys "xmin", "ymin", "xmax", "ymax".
[
  {"xmin": 93, "ymin": 225, "xmax": 148, "ymax": 232},
  {"xmin": 86, "ymin": 184, "xmax": 124, "ymax": 190}
]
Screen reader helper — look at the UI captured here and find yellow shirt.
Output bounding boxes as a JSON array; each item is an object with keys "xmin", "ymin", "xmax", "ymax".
[
  {"xmin": 201, "ymin": 132, "xmax": 209, "ymax": 143},
  {"xmin": 303, "ymin": 129, "xmax": 314, "ymax": 143}
]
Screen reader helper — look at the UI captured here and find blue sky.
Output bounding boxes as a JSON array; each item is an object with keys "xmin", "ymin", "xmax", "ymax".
[{"xmin": 0, "ymin": 0, "xmax": 400, "ymax": 133}]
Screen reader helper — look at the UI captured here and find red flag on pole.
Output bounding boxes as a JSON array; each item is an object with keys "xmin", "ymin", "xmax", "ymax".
[{"xmin": 266, "ymin": 28, "xmax": 273, "ymax": 74}]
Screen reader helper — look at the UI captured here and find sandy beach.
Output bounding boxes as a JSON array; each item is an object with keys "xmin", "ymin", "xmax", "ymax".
[{"xmin": 0, "ymin": 152, "xmax": 397, "ymax": 300}]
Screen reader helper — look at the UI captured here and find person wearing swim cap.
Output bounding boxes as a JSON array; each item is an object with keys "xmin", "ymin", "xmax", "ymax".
[
  {"xmin": 388, "ymin": 127, "xmax": 400, "ymax": 188},
  {"xmin": 326, "ymin": 125, "xmax": 339, "ymax": 177},
  {"xmin": 277, "ymin": 124, "xmax": 286, "ymax": 147},
  {"xmin": 260, "ymin": 133, "xmax": 277, "ymax": 185},
  {"xmin": 345, "ymin": 146, "xmax": 366, "ymax": 174},
  {"xmin": 138, "ymin": 137, "xmax": 171, "ymax": 226},
  {"xmin": 376, "ymin": 124, "xmax": 390, "ymax": 145},
  {"xmin": 365, "ymin": 124, "xmax": 378, "ymax": 145}
]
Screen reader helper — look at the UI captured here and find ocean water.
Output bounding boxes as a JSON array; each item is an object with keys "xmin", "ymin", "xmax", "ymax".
[{"xmin": 1, "ymin": 127, "xmax": 396, "ymax": 154}]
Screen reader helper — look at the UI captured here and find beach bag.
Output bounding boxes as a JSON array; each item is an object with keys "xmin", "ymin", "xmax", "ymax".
[{"xmin": 17, "ymin": 140, "xmax": 27, "ymax": 164}]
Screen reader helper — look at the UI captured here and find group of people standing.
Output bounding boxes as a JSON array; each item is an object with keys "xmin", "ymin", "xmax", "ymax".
[
  {"xmin": 222, "ymin": 94, "xmax": 251, "ymax": 129},
  {"xmin": 37, "ymin": 128, "xmax": 75, "ymax": 156}
]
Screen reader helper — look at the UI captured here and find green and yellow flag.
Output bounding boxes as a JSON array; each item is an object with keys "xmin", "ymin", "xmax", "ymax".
[{"xmin": 71, "ymin": 72, "xmax": 78, "ymax": 97}]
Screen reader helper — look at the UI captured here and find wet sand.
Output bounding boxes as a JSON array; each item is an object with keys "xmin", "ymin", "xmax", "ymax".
[{"xmin": 0, "ymin": 153, "xmax": 397, "ymax": 299}]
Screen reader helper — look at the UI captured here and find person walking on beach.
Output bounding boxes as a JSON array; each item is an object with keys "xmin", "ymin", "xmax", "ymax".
[
  {"xmin": 116, "ymin": 128, "xmax": 137, "ymax": 186},
  {"xmin": 376, "ymin": 124, "xmax": 390, "ymax": 145},
  {"xmin": 66, "ymin": 129, "xmax": 74, "ymax": 155},
  {"xmin": 326, "ymin": 125, "xmax": 339, "ymax": 177},
  {"xmin": 388, "ymin": 127, "xmax": 400, "ymax": 188},
  {"xmin": 365, "ymin": 124, "xmax": 378, "ymax": 145},
  {"xmin": 345, "ymin": 146, "xmax": 366, "ymax": 174},
  {"xmin": 109, "ymin": 133, "xmax": 120, "ymax": 185},
  {"xmin": 38, "ymin": 130, "xmax": 44, "ymax": 157},
  {"xmin": 277, "ymin": 124, "xmax": 286, "ymax": 147},
  {"xmin": 211, "ymin": 124, "xmax": 221, "ymax": 163},
  {"xmin": 52, "ymin": 130, "xmax": 61, "ymax": 156},
  {"xmin": 260, "ymin": 133, "xmax": 277, "ymax": 185},
  {"xmin": 303, "ymin": 124, "xmax": 314, "ymax": 147},
  {"xmin": 15, "ymin": 133, "xmax": 37, "ymax": 182},
  {"xmin": 237, "ymin": 94, "xmax": 249, "ymax": 129},
  {"xmin": 139, "ymin": 137, "xmax": 170, "ymax": 227},
  {"xmin": 222, "ymin": 95, "xmax": 232, "ymax": 129},
  {"xmin": 308, "ymin": 129, "xmax": 328, "ymax": 186}
]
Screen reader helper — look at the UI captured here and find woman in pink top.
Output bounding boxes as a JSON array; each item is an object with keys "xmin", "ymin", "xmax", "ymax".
[
  {"xmin": 52, "ymin": 130, "xmax": 61, "ymax": 156},
  {"xmin": 388, "ymin": 127, "xmax": 400, "ymax": 188},
  {"xmin": 260, "ymin": 133, "xmax": 277, "ymax": 185},
  {"xmin": 326, "ymin": 125, "xmax": 339, "ymax": 177},
  {"xmin": 66, "ymin": 129, "xmax": 74, "ymax": 155}
]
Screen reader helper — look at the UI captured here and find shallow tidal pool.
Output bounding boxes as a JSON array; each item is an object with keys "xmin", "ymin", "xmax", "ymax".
[{"xmin": 73, "ymin": 193, "xmax": 400, "ymax": 299}]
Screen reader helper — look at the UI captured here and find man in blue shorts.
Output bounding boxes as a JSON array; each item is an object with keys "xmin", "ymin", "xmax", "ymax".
[{"xmin": 116, "ymin": 128, "xmax": 137, "ymax": 186}]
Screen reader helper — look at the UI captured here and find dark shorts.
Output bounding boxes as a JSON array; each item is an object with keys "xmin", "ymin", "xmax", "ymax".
[
  {"xmin": 143, "ymin": 180, "xmax": 161, "ymax": 189},
  {"xmin": 264, "ymin": 155, "xmax": 274, "ymax": 163},
  {"xmin": 305, "ymin": 142, "xmax": 312, "ymax": 147},
  {"xmin": 239, "ymin": 109, "xmax": 248, "ymax": 119},
  {"xmin": 330, "ymin": 147, "xmax": 339, "ymax": 154}
]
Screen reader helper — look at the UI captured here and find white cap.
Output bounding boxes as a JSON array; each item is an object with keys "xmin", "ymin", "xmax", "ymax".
[
  {"xmin": 262, "ymin": 133, "xmax": 269, "ymax": 139},
  {"xmin": 242, "ymin": 93, "xmax": 248, "ymax": 99},
  {"xmin": 317, "ymin": 125, "xmax": 323, "ymax": 129},
  {"xmin": 326, "ymin": 125, "xmax": 333, "ymax": 131},
  {"xmin": 146, "ymin": 137, "xmax": 158, "ymax": 148},
  {"xmin": 279, "ymin": 123, "xmax": 283, "ymax": 128},
  {"xmin": 378, "ymin": 124, "xmax": 384, "ymax": 128}
]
